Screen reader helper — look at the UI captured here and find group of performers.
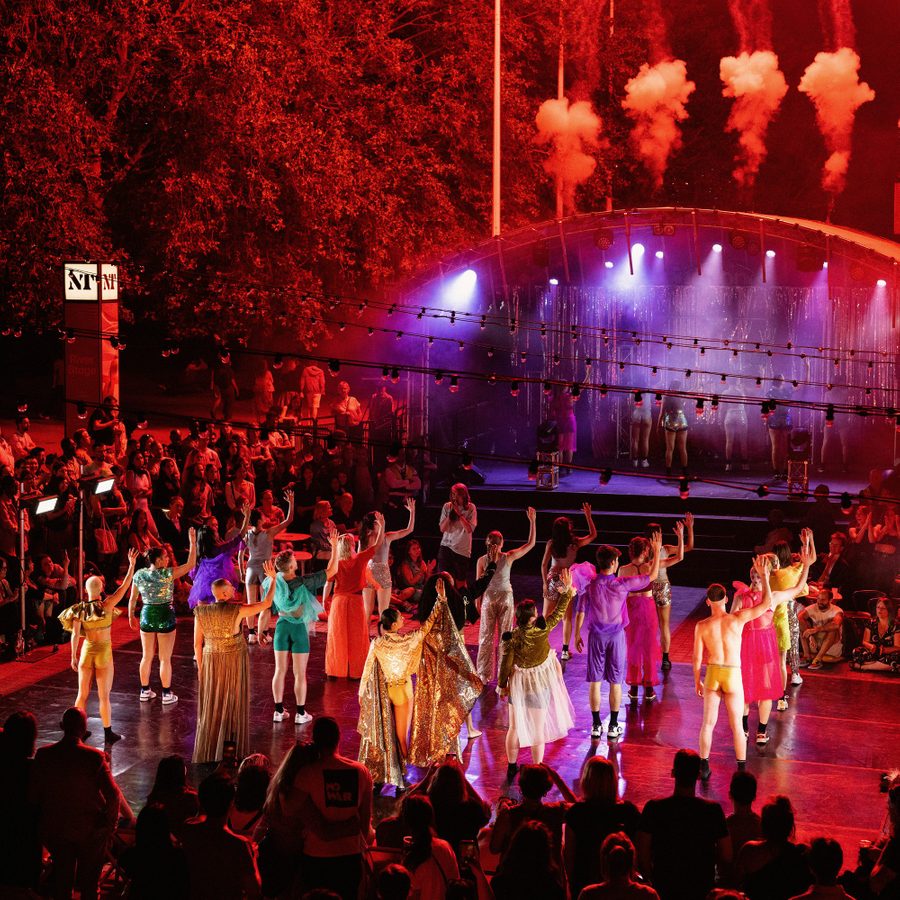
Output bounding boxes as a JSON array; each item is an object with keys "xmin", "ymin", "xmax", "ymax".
[{"xmin": 57, "ymin": 483, "xmax": 830, "ymax": 788}]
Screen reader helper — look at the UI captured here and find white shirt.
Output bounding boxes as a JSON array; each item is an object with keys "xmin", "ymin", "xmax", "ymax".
[
  {"xmin": 10, "ymin": 431, "xmax": 35, "ymax": 461},
  {"xmin": 477, "ymin": 551, "xmax": 512, "ymax": 594},
  {"xmin": 439, "ymin": 502, "xmax": 476, "ymax": 558}
]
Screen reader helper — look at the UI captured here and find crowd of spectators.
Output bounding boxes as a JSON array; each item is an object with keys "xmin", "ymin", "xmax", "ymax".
[{"xmin": 1, "ymin": 707, "xmax": 897, "ymax": 899}]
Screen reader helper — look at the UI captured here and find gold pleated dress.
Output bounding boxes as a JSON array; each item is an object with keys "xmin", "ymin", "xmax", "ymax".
[{"xmin": 193, "ymin": 602, "xmax": 249, "ymax": 764}]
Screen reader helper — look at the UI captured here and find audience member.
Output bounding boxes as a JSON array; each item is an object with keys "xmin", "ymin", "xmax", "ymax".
[
  {"xmin": 147, "ymin": 754, "xmax": 200, "ymax": 839},
  {"xmin": 0, "ymin": 710, "xmax": 40, "ymax": 892},
  {"xmin": 120, "ymin": 803, "xmax": 190, "ymax": 899},
  {"xmin": 636, "ymin": 749, "xmax": 730, "ymax": 900},
  {"xmin": 399, "ymin": 795, "xmax": 459, "ymax": 900},
  {"xmin": 789, "ymin": 837, "xmax": 853, "ymax": 899},
  {"xmin": 491, "ymin": 821, "xmax": 566, "ymax": 900},
  {"xmin": 580, "ymin": 831, "xmax": 660, "ymax": 899},
  {"xmin": 726, "ymin": 771, "xmax": 762, "ymax": 881}
]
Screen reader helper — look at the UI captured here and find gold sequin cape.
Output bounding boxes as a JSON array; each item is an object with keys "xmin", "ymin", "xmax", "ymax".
[{"xmin": 357, "ymin": 598, "xmax": 483, "ymax": 787}]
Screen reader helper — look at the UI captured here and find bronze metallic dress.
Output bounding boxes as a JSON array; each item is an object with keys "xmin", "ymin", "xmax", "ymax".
[
  {"xmin": 193, "ymin": 602, "xmax": 249, "ymax": 763},
  {"xmin": 357, "ymin": 597, "xmax": 482, "ymax": 787}
]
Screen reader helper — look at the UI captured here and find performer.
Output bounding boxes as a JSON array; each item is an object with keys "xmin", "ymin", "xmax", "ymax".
[
  {"xmin": 619, "ymin": 537, "xmax": 662, "ymax": 702},
  {"xmin": 572, "ymin": 532, "xmax": 663, "ymax": 741},
  {"xmin": 723, "ymin": 383, "xmax": 749, "ymax": 472},
  {"xmin": 186, "ymin": 504, "xmax": 251, "ymax": 612},
  {"xmin": 770, "ymin": 531, "xmax": 815, "ymax": 710},
  {"xmin": 692, "ymin": 551, "xmax": 807, "ymax": 781},
  {"xmin": 550, "ymin": 385, "xmax": 578, "ymax": 469},
  {"xmin": 437, "ymin": 483, "xmax": 477, "ymax": 588},
  {"xmin": 474, "ymin": 506, "xmax": 537, "ymax": 684},
  {"xmin": 326, "ymin": 516, "xmax": 384, "ymax": 679},
  {"xmin": 498, "ymin": 568, "xmax": 576, "ymax": 776},
  {"xmin": 658, "ymin": 384, "xmax": 689, "ymax": 476},
  {"xmin": 129, "ymin": 530, "xmax": 197, "ymax": 705},
  {"xmin": 647, "ymin": 515, "xmax": 692, "ymax": 671},
  {"xmin": 630, "ymin": 389, "xmax": 652, "ymax": 469},
  {"xmin": 730, "ymin": 561, "xmax": 800, "ymax": 746},
  {"xmin": 260, "ymin": 546, "xmax": 333, "ymax": 724},
  {"xmin": 850, "ymin": 597, "xmax": 900, "ymax": 671},
  {"xmin": 244, "ymin": 489, "xmax": 294, "ymax": 639},
  {"xmin": 60, "ymin": 550, "xmax": 137, "ymax": 744},
  {"xmin": 766, "ymin": 376, "xmax": 792, "ymax": 480},
  {"xmin": 540, "ymin": 502, "xmax": 597, "ymax": 661},
  {"xmin": 193, "ymin": 561, "xmax": 277, "ymax": 763},
  {"xmin": 361, "ymin": 497, "xmax": 416, "ymax": 621}
]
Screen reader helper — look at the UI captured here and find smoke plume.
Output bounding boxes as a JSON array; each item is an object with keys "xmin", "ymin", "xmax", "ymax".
[
  {"xmin": 720, "ymin": 51, "xmax": 788, "ymax": 188},
  {"xmin": 622, "ymin": 60, "xmax": 695, "ymax": 189},
  {"xmin": 728, "ymin": 0, "xmax": 774, "ymax": 51},
  {"xmin": 798, "ymin": 47, "xmax": 875, "ymax": 195},
  {"xmin": 817, "ymin": 0, "xmax": 856, "ymax": 50},
  {"xmin": 535, "ymin": 98, "xmax": 602, "ymax": 214}
]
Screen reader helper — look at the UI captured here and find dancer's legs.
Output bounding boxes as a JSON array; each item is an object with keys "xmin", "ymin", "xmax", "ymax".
[
  {"xmin": 664, "ymin": 430, "xmax": 675, "ymax": 469},
  {"xmin": 676, "ymin": 430, "xmax": 688, "ymax": 469},
  {"xmin": 292, "ymin": 652, "xmax": 309, "ymax": 705},
  {"xmin": 657, "ymin": 603, "xmax": 672, "ymax": 654},
  {"xmin": 157, "ymin": 631, "xmax": 177, "ymax": 689},
  {"xmin": 139, "ymin": 631, "xmax": 157, "ymax": 686},
  {"xmin": 272, "ymin": 650, "xmax": 289, "ymax": 703},
  {"xmin": 96, "ymin": 663, "xmax": 114, "ymax": 728},
  {"xmin": 75, "ymin": 660, "xmax": 94, "ymax": 712},
  {"xmin": 724, "ymin": 688, "xmax": 747, "ymax": 762},
  {"xmin": 699, "ymin": 690, "xmax": 721, "ymax": 760}
]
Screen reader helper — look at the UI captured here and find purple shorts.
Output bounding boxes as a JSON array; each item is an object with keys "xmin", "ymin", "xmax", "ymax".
[{"xmin": 586, "ymin": 628, "xmax": 626, "ymax": 684}]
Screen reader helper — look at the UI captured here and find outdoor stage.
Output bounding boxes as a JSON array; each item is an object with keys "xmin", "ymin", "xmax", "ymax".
[{"xmin": 1, "ymin": 580, "xmax": 896, "ymax": 867}]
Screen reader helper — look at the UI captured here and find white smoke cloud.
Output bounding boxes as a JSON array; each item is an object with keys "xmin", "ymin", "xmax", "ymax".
[
  {"xmin": 720, "ymin": 50, "xmax": 788, "ymax": 188},
  {"xmin": 622, "ymin": 59, "xmax": 695, "ymax": 189},
  {"xmin": 798, "ymin": 47, "xmax": 875, "ymax": 194},
  {"xmin": 535, "ymin": 98, "xmax": 602, "ymax": 213}
]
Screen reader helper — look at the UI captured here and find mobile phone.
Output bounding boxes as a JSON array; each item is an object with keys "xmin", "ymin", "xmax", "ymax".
[{"xmin": 459, "ymin": 840, "xmax": 478, "ymax": 864}]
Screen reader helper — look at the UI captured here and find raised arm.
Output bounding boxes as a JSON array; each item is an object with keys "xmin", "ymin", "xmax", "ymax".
[
  {"xmin": 736, "ymin": 557, "xmax": 780, "ymax": 624},
  {"xmin": 324, "ymin": 528, "xmax": 340, "ymax": 581},
  {"xmin": 684, "ymin": 511, "xmax": 695, "ymax": 553},
  {"xmin": 385, "ymin": 497, "xmax": 416, "ymax": 543},
  {"xmin": 662, "ymin": 521, "xmax": 686, "ymax": 568},
  {"xmin": 771, "ymin": 535, "xmax": 815, "ymax": 605},
  {"xmin": 575, "ymin": 502, "xmax": 597, "ymax": 548},
  {"xmin": 224, "ymin": 501, "xmax": 252, "ymax": 541},
  {"xmin": 171, "ymin": 528, "xmax": 198, "ymax": 579},
  {"xmin": 540, "ymin": 540, "xmax": 552, "ymax": 585},
  {"xmin": 106, "ymin": 549, "xmax": 138, "ymax": 608},
  {"xmin": 507, "ymin": 506, "xmax": 537, "ymax": 562},
  {"xmin": 469, "ymin": 544, "xmax": 499, "ymax": 598},
  {"xmin": 546, "ymin": 568, "xmax": 574, "ymax": 630},
  {"xmin": 645, "ymin": 531, "xmax": 664, "ymax": 583},
  {"xmin": 265, "ymin": 489, "xmax": 294, "ymax": 537},
  {"xmin": 127, "ymin": 584, "xmax": 140, "ymax": 630}
]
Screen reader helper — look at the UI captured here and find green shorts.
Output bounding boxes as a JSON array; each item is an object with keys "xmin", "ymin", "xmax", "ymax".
[
  {"xmin": 140, "ymin": 603, "xmax": 176, "ymax": 634},
  {"xmin": 273, "ymin": 617, "xmax": 310, "ymax": 654}
]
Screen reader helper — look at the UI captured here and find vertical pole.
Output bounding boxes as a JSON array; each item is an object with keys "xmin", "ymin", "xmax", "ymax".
[
  {"xmin": 77, "ymin": 491, "xmax": 85, "ymax": 602},
  {"xmin": 555, "ymin": 1, "xmax": 565, "ymax": 220},
  {"xmin": 18, "ymin": 485, "xmax": 26, "ymax": 634},
  {"xmin": 492, "ymin": 0, "xmax": 501, "ymax": 237}
]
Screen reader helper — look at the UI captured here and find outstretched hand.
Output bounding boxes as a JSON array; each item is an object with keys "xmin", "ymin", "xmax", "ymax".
[
  {"xmin": 581, "ymin": 502, "xmax": 592, "ymax": 518},
  {"xmin": 526, "ymin": 506, "xmax": 536, "ymax": 522},
  {"xmin": 405, "ymin": 497, "xmax": 415, "ymax": 513},
  {"xmin": 752, "ymin": 554, "xmax": 770, "ymax": 577},
  {"xmin": 674, "ymin": 521, "xmax": 685, "ymax": 537},
  {"xmin": 558, "ymin": 567, "xmax": 573, "ymax": 592},
  {"xmin": 262, "ymin": 559, "xmax": 277, "ymax": 579}
]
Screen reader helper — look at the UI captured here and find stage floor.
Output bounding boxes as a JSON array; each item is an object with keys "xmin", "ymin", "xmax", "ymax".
[{"xmin": 2, "ymin": 584, "xmax": 896, "ymax": 866}]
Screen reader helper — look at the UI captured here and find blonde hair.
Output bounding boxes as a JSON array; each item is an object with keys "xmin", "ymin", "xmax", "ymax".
[{"xmin": 336, "ymin": 534, "xmax": 354, "ymax": 561}]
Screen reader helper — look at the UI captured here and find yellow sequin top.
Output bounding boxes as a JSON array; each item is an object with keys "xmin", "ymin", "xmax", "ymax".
[
  {"xmin": 359, "ymin": 597, "xmax": 443, "ymax": 692},
  {"xmin": 770, "ymin": 563, "xmax": 808, "ymax": 626},
  {"xmin": 498, "ymin": 589, "xmax": 573, "ymax": 689},
  {"xmin": 59, "ymin": 600, "xmax": 121, "ymax": 635}
]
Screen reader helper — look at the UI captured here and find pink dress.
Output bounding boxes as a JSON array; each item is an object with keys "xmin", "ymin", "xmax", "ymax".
[
  {"xmin": 735, "ymin": 584, "xmax": 782, "ymax": 703},
  {"xmin": 625, "ymin": 592, "xmax": 661, "ymax": 686}
]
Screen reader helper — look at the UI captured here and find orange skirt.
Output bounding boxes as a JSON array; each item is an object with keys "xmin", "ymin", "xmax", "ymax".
[{"xmin": 325, "ymin": 591, "xmax": 369, "ymax": 678}]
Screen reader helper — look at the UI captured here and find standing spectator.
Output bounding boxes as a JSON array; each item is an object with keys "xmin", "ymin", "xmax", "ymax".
[
  {"xmin": 87, "ymin": 397, "xmax": 120, "ymax": 448},
  {"xmin": 0, "ymin": 424, "xmax": 14, "ymax": 472},
  {"xmin": 10, "ymin": 415, "xmax": 36, "ymax": 461},
  {"xmin": 491, "ymin": 821, "xmax": 566, "ymax": 900},
  {"xmin": 369, "ymin": 384, "xmax": 396, "ymax": 466},
  {"xmin": 158, "ymin": 495, "xmax": 190, "ymax": 557},
  {"xmin": 29, "ymin": 708, "xmax": 130, "ymax": 900},
  {"xmin": 738, "ymin": 796, "xmax": 811, "ymax": 900},
  {"xmin": 801, "ymin": 485, "xmax": 838, "ymax": 550},
  {"xmin": 564, "ymin": 756, "xmax": 641, "ymax": 898},
  {"xmin": 153, "ymin": 457, "xmax": 183, "ymax": 509},
  {"xmin": 490, "ymin": 764, "xmax": 574, "ymax": 866},
  {"xmin": 211, "ymin": 351, "xmax": 239, "ymax": 421},
  {"xmin": 293, "ymin": 717, "xmax": 374, "ymax": 900},
  {"xmin": 726, "ymin": 771, "xmax": 762, "ymax": 874},
  {"xmin": 437, "ymin": 483, "xmax": 476, "ymax": 588},
  {"xmin": 332, "ymin": 380, "xmax": 363, "ymax": 439},
  {"xmin": 300, "ymin": 363, "xmax": 326, "ymax": 420},
  {"xmin": 0, "ymin": 710, "xmax": 41, "ymax": 893},
  {"xmin": 146, "ymin": 755, "xmax": 200, "ymax": 839},
  {"xmin": 181, "ymin": 773, "xmax": 261, "ymax": 899},
  {"xmin": 0, "ymin": 557, "xmax": 19, "ymax": 658},
  {"xmin": 870, "ymin": 784, "xmax": 900, "ymax": 898},
  {"xmin": 636, "ymin": 749, "xmax": 730, "ymax": 900},
  {"xmin": 126, "ymin": 450, "xmax": 157, "ymax": 533},
  {"xmin": 0, "ymin": 474, "xmax": 27, "ymax": 586},
  {"xmin": 253, "ymin": 361, "xmax": 275, "ymax": 424}
]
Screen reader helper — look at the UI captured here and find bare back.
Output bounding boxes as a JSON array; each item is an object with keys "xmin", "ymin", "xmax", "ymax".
[{"xmin": 695, "ymin": 613, "xmax": 747, "ymax": 667}]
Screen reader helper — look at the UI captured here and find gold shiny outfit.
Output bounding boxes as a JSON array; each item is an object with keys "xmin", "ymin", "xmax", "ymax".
[
  {"xmin": 498, "ymin": 590, "xmax": 573, "ymax": 689},
  {"xmin": 704, "ymin": 663, "xmax": 742, "ymax": 694},
  {"xmin": 357, "ymin": 598, "xmax": 482, "ymax": 787},
  {"xmin": 59, "ymin": 600, "xmax": 120, "ymax": 669}
]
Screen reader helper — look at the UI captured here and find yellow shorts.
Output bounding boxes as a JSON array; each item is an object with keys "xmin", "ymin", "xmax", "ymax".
[
  {"xmin": 387, "ymin": 678, "xmax": 413, "ymax": 707},
  {"xmin": 80, "ymin": 640, "xmax": 113, "ymax": 669},
  {"xmin": 704, "ymin": 664, "xmax": 741, "ymax": 694}
]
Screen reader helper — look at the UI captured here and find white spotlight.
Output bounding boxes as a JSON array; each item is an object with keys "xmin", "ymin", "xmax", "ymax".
[
  {"xmin": 549, "ymin": 278, "xmax": 559, "ymax": 286},
  {"xmin": 655, "ymin": 250, "xmax": 664, "ymax": 260},
  {"xmin": 632, "ymin": 243, "xmax": 645, "ymax": 256},
  {"xmin": 876, "ymin": 278, "xmax": 887, "ymax": 287},
  {"xmin": 765, "ymin": 249, "xmax": 776, "ymax": 259},
  {"xmin": 444, "ymin": 269, "xmax": 477, "ymax": 308},
  {"xmin": 712, "ymin": 243, "xmax": 723, "ymax": 253},
  {"xmin": 822, "ymin": 261, "xmax": 828, "ymax": 269},
  {"xmin": 604, "ymin": 260, "xmax": 614, "ymax": 269}
]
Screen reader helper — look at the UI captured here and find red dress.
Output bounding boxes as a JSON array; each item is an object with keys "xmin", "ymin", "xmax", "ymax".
[
  {"xmin": 325, "ymin": 547, "xmax": 376, "ymax": 678},
  {"xmin": 735, "ymin": 585, "xmax": 782, "ymax": 703}
]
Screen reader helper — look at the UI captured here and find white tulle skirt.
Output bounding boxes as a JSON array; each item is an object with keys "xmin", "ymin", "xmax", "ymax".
[{"xmin": 508, "ymin": 652, "xmax": 575, "ymax": 746}]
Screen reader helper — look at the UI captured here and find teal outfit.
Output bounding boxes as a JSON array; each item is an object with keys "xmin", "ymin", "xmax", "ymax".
[
  {"xmin": 263, "ymin": 570, "xmax": 327, "ymax": 654},
  {"xmin": 133, "ymin": 566, "xmax": 177, "ymax": 633}
]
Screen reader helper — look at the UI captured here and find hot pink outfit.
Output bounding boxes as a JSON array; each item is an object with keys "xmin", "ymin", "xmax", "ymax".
[
  {"xmin": 625, "ymin": 592, "xmax": 661, "ymax": 686},
  {"xmin": 734, "ymin": 583, "xmax": 782, "ymax": 702}
]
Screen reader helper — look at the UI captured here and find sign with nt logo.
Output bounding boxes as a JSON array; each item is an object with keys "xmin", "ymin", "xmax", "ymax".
[{"xmin": 64, "ymin": 263, "xmax": 118, "ymax": 300}]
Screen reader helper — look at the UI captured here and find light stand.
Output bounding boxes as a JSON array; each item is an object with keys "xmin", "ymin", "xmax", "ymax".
[{"xmin": 17, "ymin": 488, "xmax": 60, "ymax": 649}]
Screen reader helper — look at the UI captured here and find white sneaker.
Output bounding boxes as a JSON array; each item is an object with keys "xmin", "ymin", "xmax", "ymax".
[
  {"xmin": 607, "ymin": 723, "xmax": 624, "ymax": 739},
  {"xmin": 756, "ymin": 732, "xmax": 770, "ymax": 745},
  {"xmin": 295, "ymin": 711, "xmax": 313, "ymax": 725},
  {"xmin": 590, "ymin": 723, "xmax": 603, "ymax": 739},
  {"xmin": 641, "ymin": 459, "xmax": 649, "ymax": 468},
  {"xmin": 273, "ymin": 710, "xmax": 287, "ymax": 723},
  {"xmin": 139, "ymin": 688, "xmax": 157, "ymax": 702},
  {"xmin": 161, "ymin": 692, "xmax": 178, "ymax": 705},
  {"xmin": 791, "ymin": 672, "xmax": 804, "ymax": 686},
  {"xmin": 776, "ymin": 697, "xmax": 788, "ymax": 711},
  {"xmin": 248, "ymin": 632, "xmax": 258, "ymax": 644},
  {"xmin": 560, "ymin": 649, "xmax": 571, "ymax": 661},
  {"xmin": 632, "ymin": 459, "xmax": 639, "ymax": 468}
]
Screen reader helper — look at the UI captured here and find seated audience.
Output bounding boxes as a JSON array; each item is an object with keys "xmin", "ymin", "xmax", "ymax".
[
  {"xmin": 147, "ymin": 754, "xmax": 200, "ymax": 839},
  {"xmin": 851, "ymin": 597, "xmax": 900, "ymax": 671},
  {"xmin": 400, "ymin": 795, "xmax": 459, "ymax": 900},
  {"xmin": 120, "ymin": 803, "xmax": 190, "ymax": 899},
  {"xmin": 491, "ymin": 821, "xmax": 566, "ymax": 900},
  {"xmin": 726, "ymin": 771, "xmax": 762, "ymax": 883},
  {"xmin": 0, "ymin": 711, "xmax": 41, "ymax": 893},
  {"xmin": 579, "ymin": 831, "xmax": 660, "ymax": 899},
  {"xmin": 798, "ymin": 588, "xmax": 844, "ymax": 669},
  {"xmin": 789, "ymin": 837, "xmax": 853, "ymax": 899}
]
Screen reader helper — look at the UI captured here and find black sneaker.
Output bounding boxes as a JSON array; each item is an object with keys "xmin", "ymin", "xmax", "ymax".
[
  {"xmin": 699, "ymin": 760, "xmax": 712, "ymax": 782},
  {"xmin": 661, "ymin": 657, "xmax": 672, "ymax": 671}
]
